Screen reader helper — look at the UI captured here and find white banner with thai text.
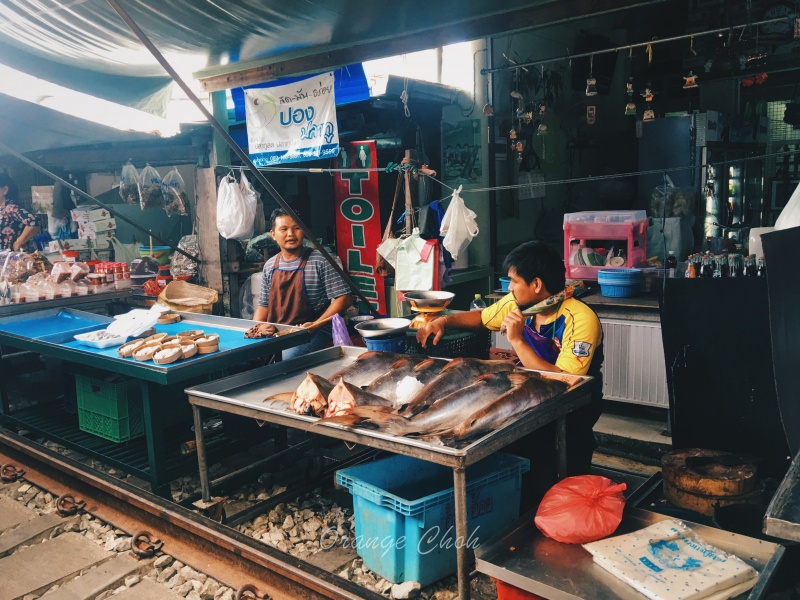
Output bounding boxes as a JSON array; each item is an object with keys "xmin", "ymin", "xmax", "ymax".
[{"xmin": 244, "ymin": 72, "xmax": 339, "ymax": 166}]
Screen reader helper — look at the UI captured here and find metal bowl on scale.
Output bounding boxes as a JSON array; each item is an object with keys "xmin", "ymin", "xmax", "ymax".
[
  {"xmin": 354, "ymin": 318, "xmax": 412, "ymax": 339},
  {"xmin": 403, "ymin": 291, "xmax": 455, "ymax": 311}
]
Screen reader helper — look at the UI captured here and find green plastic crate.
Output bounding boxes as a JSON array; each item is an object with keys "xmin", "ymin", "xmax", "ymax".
[{"xmin": 76, "ymin": 374, "xmax": 144, "ymax": 443}]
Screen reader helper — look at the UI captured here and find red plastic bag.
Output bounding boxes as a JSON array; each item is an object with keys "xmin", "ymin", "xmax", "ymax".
[{"xmin": 534, "ymin": 475, "xmax": 626, "ymax": 544}]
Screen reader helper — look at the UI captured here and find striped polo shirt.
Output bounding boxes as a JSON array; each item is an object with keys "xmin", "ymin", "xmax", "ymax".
[{"xmin": 259, "ymin": 249, "xmax": 350, "ymax": 315}]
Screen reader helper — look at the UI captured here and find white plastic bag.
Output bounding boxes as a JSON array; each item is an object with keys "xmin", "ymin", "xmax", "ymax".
[
  {"xmin": 237, "ymin": 171, "xmax": 257, "ymax": 239},
  {"xmin": 775, "ymin": 181, "xmax": 800, "ymax": 230},
  {"xmin": 395, "ymin": 228, "xmax": 435, "ymax": 291},
  {"xmin": 216, "ymin": 173, "xmax": 256, "ymax": 240},
  {"xmin": 440, "ymin": 185, "xmax": 478, "ymax": 261}
]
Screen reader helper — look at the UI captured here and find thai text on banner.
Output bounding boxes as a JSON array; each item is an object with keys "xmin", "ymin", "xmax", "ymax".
[{"xmin": 244, "ymin": 72, "xmax": 339, "ymax": 166}]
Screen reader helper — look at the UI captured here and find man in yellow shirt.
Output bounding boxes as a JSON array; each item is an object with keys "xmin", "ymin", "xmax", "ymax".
[{"xmin": 417, "ymin": 241, "xmax": 604, "ymax": 506}]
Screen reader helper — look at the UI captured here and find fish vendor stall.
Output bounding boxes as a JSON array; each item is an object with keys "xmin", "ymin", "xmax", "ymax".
[
  {"xmin": 0, "ymin": 308, "xmax": 308, "ymax": 497},
  {"xmin": 185, "ymin": 346, "xmax": 594, "ymax": 600}
]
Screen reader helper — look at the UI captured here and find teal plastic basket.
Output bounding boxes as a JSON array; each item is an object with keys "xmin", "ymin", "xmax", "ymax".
[{"xmin": 336, "ymin": 453, "xmax": 529, "ymax": 586}]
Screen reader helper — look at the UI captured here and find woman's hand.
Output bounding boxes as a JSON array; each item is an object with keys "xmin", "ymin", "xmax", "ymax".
[{"xmin": 501, "ymin": 309, "xmax": 526, "ymax": 344}]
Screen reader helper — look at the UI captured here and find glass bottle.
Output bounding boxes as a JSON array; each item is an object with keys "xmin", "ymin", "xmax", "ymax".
[
  {"xmin": 665, "ymin": 251, "xmax": 677, "ymax": 278},
  {"xmin": 718, "ymin": 253, "xmax": 729, "ymax": 278},
  {"xmin": 684, "ymin": 260, "xmax": 696, "ymax": 278},
  {"xmin": 745, "ymin": 255, "xmax": 757, "ymax": 277},
  {"xmin": 700, "ymin": 254, "xmax": 714, "ymax": 278},
  {"xmin": 757, "ymin": 257, "xmax": 767, "ymax": 278},
  {"xmin": 470, "ymin": 294, "xmax": 487, "ymax": 310}
]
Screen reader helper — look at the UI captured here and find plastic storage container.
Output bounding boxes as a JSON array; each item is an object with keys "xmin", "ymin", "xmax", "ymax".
[
  {"xmin": 493, "ymin": 578, "xmax": 544, "ymax": 600},
  {"xmin": 335, "ymin": 453, "xmax": 530, "ymax": 586},
  {"xmin": 364, "ymin": 334, "xmax": 406, "ymax": 353},
  {"xmin": 597, "ymin": 268, "xmax": 643, "ymax": 298},
  {"xmin": 564, "ymin": 211, "xmax": 647, "ymax": 281},
  {"xmin": 76, "ymin": 374, "xmax": 144, "ymax": 442}
]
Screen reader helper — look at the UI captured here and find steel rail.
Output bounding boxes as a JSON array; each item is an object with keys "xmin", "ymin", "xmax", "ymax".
[{"xmin": 0, "ymin": 429, "xmax": 385, "ymax": 600}]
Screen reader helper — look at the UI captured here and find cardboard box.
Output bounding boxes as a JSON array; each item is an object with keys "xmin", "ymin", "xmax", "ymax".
[
  {"xmin": 47, "ymin": 239, "xmax": 90, "ymax": 252},
  {"xmin": 71, "ymin": 207, "xmax": 112, "ymax": 223},
  {"xmin": 78, "ymin": 218, "xmax": 116, "ymax": 239}
]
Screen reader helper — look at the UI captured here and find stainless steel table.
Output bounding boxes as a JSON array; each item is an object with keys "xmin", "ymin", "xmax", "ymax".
[
  {"xmin": 185, "ymin": 346, "xmax": 593, "ymax": 599},
  {"xmin": 765, "ymin": 448, "xmax": 800, "ymax": 542},
  {"xmin": 475, "ymin": 507, "xmax": 784, "ymax": 599},
  {"xmin": 0, "ymin": 309, "xmax": 308, "ymax": 497}
]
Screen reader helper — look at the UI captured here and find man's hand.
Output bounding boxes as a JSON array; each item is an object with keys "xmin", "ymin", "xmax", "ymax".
[
  {"xmin": 415, "ymin": 316, "xmax": 446, "ymax": 348},
  {"xmin": 501, "ymin": 309, "xmax": 526, "ymax": 344},
  {"xmin": 11, "ymin": 242, "xmax": 20, "ymax": 252},
  {"xmin": 244, "ymin": 323, "xmax": 276, "ymax": 339}
]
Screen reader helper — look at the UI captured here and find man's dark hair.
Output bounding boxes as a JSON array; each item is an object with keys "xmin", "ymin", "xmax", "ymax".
[
  {"xmin": 269, "ymin": 207, "xmax": 292, "ymax": 231},
  {"xmin": 502, "ymin": 241, "xmax": 565, "ymax": 293},
  {"xmin": 0, "ymin": 173, "xmax": 19, "ymax": 202}
]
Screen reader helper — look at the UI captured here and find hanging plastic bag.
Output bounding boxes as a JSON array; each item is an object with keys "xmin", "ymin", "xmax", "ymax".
[
  {"xmin": 109, "ymin": 237, "xmax": 141, "ymax": 264},
  {"xmin": 162, "ymin": 168, "xmax": 189, "ymax": 216},
  {"xmin": 119, "ymin": 161, "xmax": 140, "ymax": 205},
  {"xmin": 216, "ymin": 173, "xmax": 256, "ymax": 240},
  {"xmin": 170, "ymin": 235, "xmax": 200, "ymax": 278},
  {"xmin": 237, "ymin": 171, "xmax": 257, "ymax": 239},
  {"xmin": 534, "ymin": 475, "xmax": 627, "ymax": 544},
  {"xmin": 331, "ymin": 314, "xmax": 351, "ymax": 346},
  {"xmin": 138, "ymin": 163, "xmax": 164, "ymax": 210},
  {"xmin": 775, "ymin": 180, "xmax": 800, "ymax": 230},
  {"xmin": 395, "ymin": 228, "xmax": 437, "ymax": 291},
  {"xmin": 440, "ymin": 185, "xmax": 478, "ymax": 261}
]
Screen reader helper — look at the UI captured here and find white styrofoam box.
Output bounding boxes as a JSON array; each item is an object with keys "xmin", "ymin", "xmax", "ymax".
[
  {"xmin": 47, "ymin": 239, "xmax": 90, "ymax": 252},
  {"xmin": 78, "ymin": 219, "xmax": 116, "ymax": 239},
  {"xmin": 71, "ymin": 207, "xmax": 112, "ymax": 223}
]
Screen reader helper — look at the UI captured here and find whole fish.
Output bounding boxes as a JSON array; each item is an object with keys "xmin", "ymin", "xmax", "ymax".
[
  {"xmin": 265, "ymin": 372, "xmax": 335, "ymax": 417},
  {"xmin": 324, "ymin": 378, "xmax": 394, "ymax": 418},
  {"xmin": 398, "ymin": 357, "xmax": 516, "ymax": 416},
  {"xmin": 327, "ymin": 351, "xmax": 412, "ymax": 388},
  {"xmin": 382, "ymin": 371, "xmax": 532, "ymax": 436},
  {"xmin": 365, "ymin": 357, "xmax": 445, "ymax": 404},
  {"xmin": 436, "ymin": 376, "xmax": 569, "ymax": 441}
]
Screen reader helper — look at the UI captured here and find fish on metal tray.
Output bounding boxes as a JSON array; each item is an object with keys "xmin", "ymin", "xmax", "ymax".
[
  {"xmin": 264, "ymin": 371, "xmax": 335, "ymax": 417},
  {"xmin": 398, "ymin": 357, "xmax": 516, "ymax": 416},
  {"xmin": 381, "ymin": 371, "xmax": 532, "ymax": 436},
  {"xmin": 327, "ymin": 351, "xmax": 413, "ymax": 389},
  {"xmin": 324, "ymin": 378, "xmax": 394, "ymax": 418},
  {"xmin": 364, "ymin": 357, "xmax": 446, "ymax": 404},
  {"xmin": 435, "ymin": 376, "xmax": 569, "ymax": 441}
]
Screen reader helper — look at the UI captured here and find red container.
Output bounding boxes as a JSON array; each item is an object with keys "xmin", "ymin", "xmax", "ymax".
[
  {"xmin": 493, "ymin": 578, "xmax": 544, "ymax": 600},
  {"xmin": 156, "ymin": 265, "xmax": 173, "ymax": 288},
  {"xmin": 563, "ymin": 211, "xmax": 647, "ymax": 281}
]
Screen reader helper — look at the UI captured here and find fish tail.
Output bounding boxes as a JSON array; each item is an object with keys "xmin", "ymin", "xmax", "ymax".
[{"xmin": 308, "ymin": 413, "xmax": 364, "ymax": 431}]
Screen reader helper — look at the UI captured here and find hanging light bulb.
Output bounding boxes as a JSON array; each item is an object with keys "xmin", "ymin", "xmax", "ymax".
[{"xmin": 585, "ymin": 55, "xmax": 597, "ymax": 96}]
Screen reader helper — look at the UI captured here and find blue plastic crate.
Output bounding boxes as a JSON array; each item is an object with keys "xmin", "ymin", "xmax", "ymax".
[{"xmin": 336, "ymin": 453, "xmax": 529, "ymax": 586}]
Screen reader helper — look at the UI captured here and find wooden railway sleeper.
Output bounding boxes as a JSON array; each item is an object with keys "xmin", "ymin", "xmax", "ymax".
[
  {"xmin": 235, "ymin": 584, "xmax": 269, "ymax": 600},
  {"xmin": 130, "ymin": 530, "xmax": 164, "ymax": 559},
  {"xmin": 56, "ymin": 493, "xmax": 86, "ymax": 516},
  {"xmin": 0, "ymin": 463, "xmax": 25, "ymax": 482}
]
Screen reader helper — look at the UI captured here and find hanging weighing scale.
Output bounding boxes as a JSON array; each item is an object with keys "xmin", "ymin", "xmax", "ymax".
[{"xmin": 403, "ymin": 291, "xmax": 455, "ymax": 329}]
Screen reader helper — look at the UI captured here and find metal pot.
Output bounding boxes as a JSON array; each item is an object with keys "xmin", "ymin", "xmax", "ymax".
[{"xmin": 354, "ymin": 317, "xmax": 411, "ymax": 339}]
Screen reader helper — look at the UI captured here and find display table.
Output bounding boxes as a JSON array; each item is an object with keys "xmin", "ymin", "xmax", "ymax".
[
  {"xmin": 0, "ymin": 309, "xmax": 308, "ymax": 497},
  {"xmin": 476, "ymin": 506, "xmax": 784, "ymax": 599},
  {"xmin": 185, "ymin": 346, "xmax": 593, "ymax": 600},
  {"xmin": 765, "ymin": 448, "xmax": 800, "ymax": 542}
]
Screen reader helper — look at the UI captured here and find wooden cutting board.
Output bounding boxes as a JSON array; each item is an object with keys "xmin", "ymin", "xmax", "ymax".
[{"xmin": 661, "ymin": 448, "xmax": 758, "ymax": 497}]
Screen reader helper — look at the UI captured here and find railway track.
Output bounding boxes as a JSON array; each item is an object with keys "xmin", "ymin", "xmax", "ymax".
[{"xmin": 0, "ymin": 428, "xmax": 388, "ymax": 600}]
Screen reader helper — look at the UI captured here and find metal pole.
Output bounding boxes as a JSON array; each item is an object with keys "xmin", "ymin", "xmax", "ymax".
[
  {"xmin": 482, "ymin": 16, "xmax": 790, "ymax": 75},
  {"xmin": 555, "ymin": 416, "xmax": 567, "ymax": 480},
  {"xmin": 0, "ymin": 140, "xmax": 200, "ymax": 264},
  {"xmin": 106, "ymin": 0, "xmax": 379, "ymax": 317},
  {"xmin": 193, "ymin": 405, "xmax": 211, "ymax": 502},
  {"xmin": 453, "ymin": 466, "xmax": 471, "ymax": 600}
]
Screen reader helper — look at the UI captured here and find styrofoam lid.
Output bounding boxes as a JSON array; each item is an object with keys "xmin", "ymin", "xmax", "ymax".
[{"xmin": 106, "ymin": 306, "xmax": 166, "ymax": 338}]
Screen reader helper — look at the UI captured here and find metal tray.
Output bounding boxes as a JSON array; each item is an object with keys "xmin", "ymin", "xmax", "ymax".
[
  {"xmin": 0, "ymin": 308, "xmax": 112, "ymax": 343},
  {"xmin": 475, "ymin": 507, "xmax": 784, "ymax": 600},
  {"xmin": 186, "ymin": 346, "xmax": 594, "ymax": 467}
]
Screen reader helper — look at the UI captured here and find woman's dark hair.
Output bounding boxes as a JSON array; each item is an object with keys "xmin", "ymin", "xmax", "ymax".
[
  {"xmin": 269, "ymin": 207, "xmax": 292, "ymax": 231},
  {"xmin": 502, "ymin": 241, "xmax": 565, "ymax": 293},
  {"xmin": 0, "ymin": 173, "xmax": 18, "ymax": 202}
]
